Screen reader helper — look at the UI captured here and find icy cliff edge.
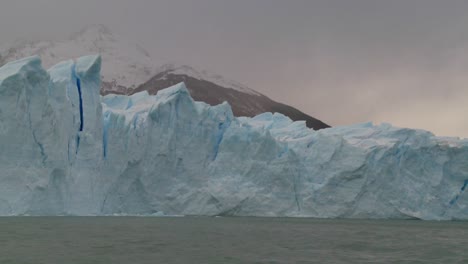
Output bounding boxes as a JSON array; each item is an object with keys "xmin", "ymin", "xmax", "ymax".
[{"xmin": 1, "ymin": 56, "xmax": 468, "ymax": 220}]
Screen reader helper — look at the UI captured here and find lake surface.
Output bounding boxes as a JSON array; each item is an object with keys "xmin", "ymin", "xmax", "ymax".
[{"xmin": 0, "ymin": 217, "xmax": 467, "ymax": 264}]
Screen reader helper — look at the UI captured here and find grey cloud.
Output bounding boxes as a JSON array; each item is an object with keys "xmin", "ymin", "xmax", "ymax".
[{"xmin": 0, "ymin": 0, "xmax": 468, "ymax": 136}]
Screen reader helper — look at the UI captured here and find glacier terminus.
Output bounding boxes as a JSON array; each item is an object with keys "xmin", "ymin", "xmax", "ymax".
[{"xmin": 0, "ymin": 55, "xmax": 467, "ymax": 220}]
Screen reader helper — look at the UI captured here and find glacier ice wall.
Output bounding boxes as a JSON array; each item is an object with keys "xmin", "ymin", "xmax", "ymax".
[{"xmin": 1, "ymin": 56, "xmax": 468, "ymax": 220}]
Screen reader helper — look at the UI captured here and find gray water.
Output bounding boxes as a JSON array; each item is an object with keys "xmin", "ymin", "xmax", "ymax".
[{"xmin": 0, "ymin": 217, "xmax": 467, "ymax": 264}]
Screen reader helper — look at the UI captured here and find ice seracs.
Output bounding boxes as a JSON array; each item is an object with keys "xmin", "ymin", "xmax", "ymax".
[{"xmin": 1, "ymin": 55, "xmax": 468, "ymax": 220}]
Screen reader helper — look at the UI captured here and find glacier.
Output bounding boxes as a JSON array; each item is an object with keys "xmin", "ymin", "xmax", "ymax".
[{"xmin": 0, "ymin": 55, "xmax": 468, "ymax": 220}]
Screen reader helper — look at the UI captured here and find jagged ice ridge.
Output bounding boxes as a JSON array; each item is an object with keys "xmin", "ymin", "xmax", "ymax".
[{"xmin": 0, "ymin": 55, "xmax": 468, "ymax": 220}]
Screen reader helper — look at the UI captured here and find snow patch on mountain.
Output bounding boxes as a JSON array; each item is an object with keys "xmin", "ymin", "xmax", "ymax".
[{"xmin": 156, "ymin": 64, "xmax": 262, "ymax": 96}]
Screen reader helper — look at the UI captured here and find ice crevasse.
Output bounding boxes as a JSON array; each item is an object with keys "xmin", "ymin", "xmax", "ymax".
[{"xmin": 0, "ymin": 55, "xmax": 467, "ymax": 220}]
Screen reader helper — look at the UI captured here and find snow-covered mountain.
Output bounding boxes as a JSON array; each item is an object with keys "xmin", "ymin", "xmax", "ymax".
[
  {"xmin": 1, "ymin": 55, "xmax": 468, "ymax": 219},
  {"xmin": 0, "ymin": 24, "xmax": 329, "ymax": 130}
]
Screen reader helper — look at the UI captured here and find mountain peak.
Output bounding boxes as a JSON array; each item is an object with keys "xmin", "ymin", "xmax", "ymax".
[
  {"xmin": 71, "ymin": 24, "xmax": 116, "ymax": 42},
  {"xmin": 75, "ymin": 24, "xmax": 114, "ymax": 37}
]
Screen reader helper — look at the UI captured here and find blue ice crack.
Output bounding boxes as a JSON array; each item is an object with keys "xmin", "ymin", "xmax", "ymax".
[
  {"xmin": 212, "ymin": 117, "xmax": 231, "ymax": 161},
  {"xmin": 76, "ymin": 78, "xmax": 84, "ymax": 132},
  {"xmin": 449, "ymin": 179, "xmax": 468, "ymax": 206}
]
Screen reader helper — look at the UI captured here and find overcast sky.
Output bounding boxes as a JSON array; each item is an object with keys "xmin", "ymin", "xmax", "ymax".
[{"xmin": 1, "ymin": 0, "xmax": 468, "ymax": 137}]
